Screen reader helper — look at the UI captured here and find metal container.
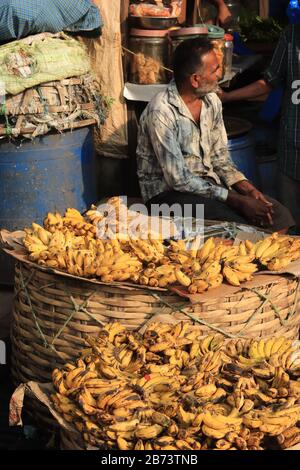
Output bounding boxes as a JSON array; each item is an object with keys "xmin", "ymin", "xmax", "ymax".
[
  {"xmin": 207, "ymin": 25, "xmax": 225, "ymax": 80},
  {"xmin": 224, "ymin": 116, "xmax": 260, "ymax": 186},
  {"xmin": 129, "ymin": 29, "xmax": 170, "ymax": 84},
  {"xmin": 170, "ymin": 26, "xmax": 209, "ymax": 56},
  {"xmin": 130, "ymin": 16, "xmax": 178, "ymax": 30},
  {"xmin": 0, "ymin": 127, "xmax": 97, "ymax": 284},
  {"xmin": 224, "ymin": 33, "xmax": 234, "ymax": 77}
]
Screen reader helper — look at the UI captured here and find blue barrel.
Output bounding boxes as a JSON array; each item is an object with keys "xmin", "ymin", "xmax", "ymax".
[
  {"xmin": 224, "ymin": 116, "xmax": 260, "ymax": 187},
  {"xmin": 0, "ymin": 127, "xmax": 97, "ymax": 284}
]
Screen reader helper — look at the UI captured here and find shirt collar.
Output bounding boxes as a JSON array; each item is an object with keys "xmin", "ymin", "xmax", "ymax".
[{"xmin": 167, "ymin": 80, "xmax": 210, "ymax": 123}]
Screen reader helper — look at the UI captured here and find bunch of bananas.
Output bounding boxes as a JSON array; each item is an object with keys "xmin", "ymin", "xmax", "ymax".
[
  {"xmin": 51, "ymin": 321, "xmax": 300, "ymax": 450},
  {"xmin": 23, "ymin": 196, "xmax": 300, "ymax": 291}
]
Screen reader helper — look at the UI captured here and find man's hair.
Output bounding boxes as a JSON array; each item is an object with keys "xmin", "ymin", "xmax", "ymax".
[{"xmin": 173, "ymin": 37, "xmax": 214, "ymax": 86}]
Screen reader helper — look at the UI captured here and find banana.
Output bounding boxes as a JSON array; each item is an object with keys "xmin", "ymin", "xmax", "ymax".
[
  {"xmin": 117, "ymin": 437, "xmax": 132, "ymax": 450},
  {"xmin": 257, "ymin": 339, "xmax": 266, "ymax": 358},
  {"xmin": 175, "ymin": 269, "xmax": 191, "ymax": 287},
  {"xmin": 263, "ymin": 338, "xmax": 276, "ymax": 359},
  {"xmin": 230, "ymin": 262, "xmax": 257, "ymax": 274},
  {"xmin": 223, "ymin": 266, "xmax": 240, "ymax": 287},
  {"xmin": 199, "ymin": 335, "xmax": 215, "ymax": 355},
  {"xmin": 238, "ymin": 243, "xmax": 248, "ymax": 256},
  {"xmin": 200, "ymin": 261, "xmax": 222, "ymax": 279},
  {"xmin": 270, "ymin": 337, "xmax": 287, "ymax": 356},
  {"xmin": 267, "ymin": 257, "xmax": 292, "ymax": 271},
  {"xmin": 175, "ymin": 440, "xmax": 194, "ymax": 450},
  {"xmin": 255, "ymin": 238, "xmax": 272, "ymax": 259},
  {"xmin": 134, "ymin": 439, "xmax": 145, "ymax": 450},
  {"xmin": 197, "ymin": 237, "xmax": 215, "ymax": 263},
  {"xmin": 202, "ymin": 424, "xmax": 227, "ymax": 440},
  {"xmin": 194, "ymin": 384, "xmax": 217, "ymax": 398},
  {"xmin": 259, "ymin": 242, "xmax": 281, "ymax": 262},
  {"xmin": 109, "ymin": 419, "xmax": 140, "ymax": 433},
  {"xmin": 135, "ymin": 424, "xmax": 164, "ymax": 440}
]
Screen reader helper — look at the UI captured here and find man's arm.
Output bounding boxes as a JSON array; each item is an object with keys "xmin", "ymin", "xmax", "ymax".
[
  {"xmin": 220, "ymin": 25, "xmax": 290, "ymax": 103},
  {"xmin": 220, "ymin": 80, "xmax": 272, "ymax": 103},
  {"xmin": 147, "ymin": 111, "xmax": 228, "ymax": 201},
  {"xmin": 208, "ymin": 0, "xmax": 232, "ymax": 25}
]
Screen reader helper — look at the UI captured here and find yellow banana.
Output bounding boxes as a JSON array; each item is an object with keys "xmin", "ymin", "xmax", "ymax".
[
  {"xmin": 135, "ymin": 424, "xmax": 164, "ymax": 439},
  {"xmin": 223, "ymin": 266, "xmax": 240, "ymax": 286},
  {"xmin": 175, "ymin": 269, "xmax": 191, "ymax": 287}
]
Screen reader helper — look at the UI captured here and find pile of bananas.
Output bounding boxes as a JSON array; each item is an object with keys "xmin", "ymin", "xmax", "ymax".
[
  {"xmin": 22, "ymin": 197, "xmax": 300, "ymax": 291},
  {"xmin": 51, "ymin": 321, "xmax": 300, "ymax": 450}
]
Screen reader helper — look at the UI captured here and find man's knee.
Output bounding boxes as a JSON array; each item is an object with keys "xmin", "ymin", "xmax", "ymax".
[{"xmin": 266, "ymin": 196, "xmax": 295, "ymax": 231}]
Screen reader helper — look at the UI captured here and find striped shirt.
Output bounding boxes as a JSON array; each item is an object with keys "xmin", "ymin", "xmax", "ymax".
[
  {"xmin": 0, "ymin": 0, "xmax": 102, "ymax": 41},
  {"xmin": 136, "ymin": 81, "xmax": 246, "ymax": 203},
  {"xmin": 263, "ymin": 24, "xmax": 300, "ymax": 181}
]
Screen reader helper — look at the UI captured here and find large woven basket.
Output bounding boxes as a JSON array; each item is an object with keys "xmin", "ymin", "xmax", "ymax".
[
  {"xmin": 11, "ymin": 261, "xmax": 300, "ymax": 431},
  {"xmin": 0, "ymin": 74, "xmax": 105, "ymax": 138}
]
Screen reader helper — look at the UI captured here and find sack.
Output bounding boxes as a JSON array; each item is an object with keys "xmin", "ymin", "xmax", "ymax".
[
  {"xmin": 0, "ymin": 33, "xmax": 90, "ymax": 96},
  {"xmin": 0, "ymin": 0, "xmax": 102, "ymax": 42}
]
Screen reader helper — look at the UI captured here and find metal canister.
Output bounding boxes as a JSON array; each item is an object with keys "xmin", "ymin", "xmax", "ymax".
[
  {"xmin": 224, "ymin": 33, "xmax": 234, "ymax": 78},
  {"xmin": 207, "ymin": 25, "xmax": 225, "ymax": 80},
  {"xmin": 169, "ymin": 26, "xmax": 209, "ymax": 59},
  {"xmin": 129, "ymin": 29, "xmax": 170, "ymax": 84}
]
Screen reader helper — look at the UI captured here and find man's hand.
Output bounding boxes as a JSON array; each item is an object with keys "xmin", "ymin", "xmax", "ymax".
[
  {"xmin": 227, "ymin": 191, "xmax": 274, "ymax": 226},
  {"xmin": 232, "ymin": 181, "xmax": 274, "ymax": 225},
  {"xmin": 233, "ymin": 180, "xmax": 273, "ymax": 206}
]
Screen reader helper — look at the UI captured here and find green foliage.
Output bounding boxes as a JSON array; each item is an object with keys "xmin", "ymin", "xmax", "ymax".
[{"xmin": 239, "ymin": 15, "xmax": 284, "ymax": 43}]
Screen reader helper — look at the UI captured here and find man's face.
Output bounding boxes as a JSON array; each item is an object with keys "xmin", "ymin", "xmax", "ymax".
[{"xmin": 191, "ymin": 50, "xmax": 221, "ymax": 98}]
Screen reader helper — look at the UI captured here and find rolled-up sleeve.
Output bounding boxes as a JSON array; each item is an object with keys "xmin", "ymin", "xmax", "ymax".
[
  {"xmin": 210, "ymin": 103, "xmax": 247, "ymax": 188},
  {"xmin": 263, "ymin": 26, "xmax": 289, "ymax": 88},
  {"xmin": 148, "ymin": 111, "xmax": 228, "ymax": 201}
]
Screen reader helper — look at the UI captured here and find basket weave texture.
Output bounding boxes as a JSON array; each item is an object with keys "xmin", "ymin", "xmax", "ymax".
[
  {"xmin": 0, "ymin": 74, "xmax": 107, "ymax": 138},
  {"xmin": 11, "ymin": 261, "xmax": 300, "ymax": 390}
]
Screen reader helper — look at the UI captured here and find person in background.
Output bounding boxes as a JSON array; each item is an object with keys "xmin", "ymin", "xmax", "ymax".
[
  {"xmin": 220, "ymin": 21, "xmax": 300, "ymax": 233},
  {"xmin": 201, "ymin": 0, "xmax": 232, "ymax": 26},
  {"xmin": 136, "ymin": 37, "xmax": 294, "ymax": 232}
]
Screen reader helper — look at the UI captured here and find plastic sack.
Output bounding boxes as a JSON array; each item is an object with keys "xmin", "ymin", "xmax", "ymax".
[
  {"xmin": 0, "ymin": 0, "xmax": 102, "ymax": 42},
  {"xmin": 130, "ymin": 1, "xmax": 182, "ymax": 18}
]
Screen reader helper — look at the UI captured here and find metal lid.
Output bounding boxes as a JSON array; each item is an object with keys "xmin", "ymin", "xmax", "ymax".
[
  {"xmin": 169, "ymin": 26, "xmax": 209, "ymax": 38},
  {"xmin": 224, "ymin": 116, "xmax": 253, "ymax": 138},
  {"xmin": 130, "ymin": 28, "xmax": 170, "ymax": 37}
]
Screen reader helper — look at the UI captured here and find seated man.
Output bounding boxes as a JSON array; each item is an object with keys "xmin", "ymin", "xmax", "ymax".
[{"xmin": 136, "ymin": 37, "xmax": 294, "ymax": 232}]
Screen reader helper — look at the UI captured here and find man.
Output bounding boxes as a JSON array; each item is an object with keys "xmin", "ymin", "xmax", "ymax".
[
  {"xmin": 221, "ymin": 22, "xmax": 300, "ymax": 232},
  {"xmin": 136, "ymin": 37, "xmax": 294, "ymax": 232}
]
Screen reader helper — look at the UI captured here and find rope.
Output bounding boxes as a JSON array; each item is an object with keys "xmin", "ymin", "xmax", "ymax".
[
  {"xmin": 122, "ymin": 46, "xmax": 174, "ymax": 74},
  {"xmin": 241, "ymin": 286, "xmax": 293, "ymax": 328},
  {"xmin": 19, "ymin": 264, "xmax": 61, "ymax": 357},
  {"xmin": 286, "ymin": 278, "xmax": 300, "ymax": 322},
  {"xmin": 18, "ymin": 265, "xmax": 106, "ymax": 350},
  {"xmin": 50, "ymin": 290, "xmax": 97, "ymax": 347},
  {"xmin": 150, "ymin": 292, "xmax": 238, "ymax": 339}
]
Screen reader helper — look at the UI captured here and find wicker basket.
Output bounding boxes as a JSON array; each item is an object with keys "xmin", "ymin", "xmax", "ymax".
[
  {"xmin": 11, "ymin": 260, "xmax": 300, "ymax": 431},
  {"xmin": 0, "ymin": 75, "xmax": 105, "ymax": 138}
]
